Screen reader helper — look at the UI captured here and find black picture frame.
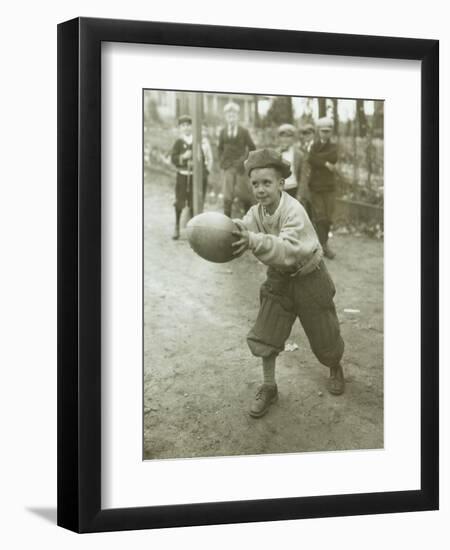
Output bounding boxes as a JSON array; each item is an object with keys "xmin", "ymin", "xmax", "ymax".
[{"xmin": 57, "ymin": 17, "xmax": 439, "ymax": 533}]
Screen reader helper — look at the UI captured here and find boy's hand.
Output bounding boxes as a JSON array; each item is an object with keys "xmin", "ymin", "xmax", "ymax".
[
  {"xmin": 182, "ymin": 150, "xmax": 192, "ymax": 160},
  {"xmin": 325, "ymin": 161, "xmax": 335, "ymax": 172},
  {"xmin": 231, "ymin": 221, "xmax": 250, "ymax": 257}
]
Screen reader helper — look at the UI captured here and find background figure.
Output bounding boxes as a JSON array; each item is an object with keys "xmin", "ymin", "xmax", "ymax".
[
  {"xmin": 276, "ymin": 123, "xmax": 303, "ymax": 200},
  {"xmin": 297, "ymin": 122, "xmax": 316, "ymax": 219},
  {"xmin": 170, "ymin": 115, "xmax": 207, "ymax": 239},
  {"xmin": 218, "ymin": 101, "xmax": 256, "ymax": 217},
  {"xmin": 170, "ymin": 115, "xmax": 193, "ymax": 240},
  {"xmin": 308, "ymin": 117, "xmax": 338, "ymax": 259}
]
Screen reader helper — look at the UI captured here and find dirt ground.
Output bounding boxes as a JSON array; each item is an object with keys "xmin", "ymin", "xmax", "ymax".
[{"xmin": 143, "ymin": 171, "xmax": 384, "ymax": 460}]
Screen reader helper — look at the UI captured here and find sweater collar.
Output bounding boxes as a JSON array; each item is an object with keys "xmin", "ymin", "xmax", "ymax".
[{"xmin": 262, "ymin": 191, "xmax": 284, "ymax": 221}]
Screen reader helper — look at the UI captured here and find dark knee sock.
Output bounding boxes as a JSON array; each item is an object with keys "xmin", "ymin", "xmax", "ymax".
[{"xmin": 175, "ymin": 208, "xmax": 181, "ymax": 228}]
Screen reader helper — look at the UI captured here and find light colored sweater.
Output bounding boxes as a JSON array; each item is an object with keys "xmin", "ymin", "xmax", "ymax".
[{"xmin": 238, "ymin": 192, "xmax": 322, "ymax": 274}]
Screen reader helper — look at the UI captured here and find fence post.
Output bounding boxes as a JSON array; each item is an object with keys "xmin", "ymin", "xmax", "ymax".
[
  {"xmin": 191, "ymin": 93, "xmax": 204, "ymax": 216},
  {"xmin": 352, "ymin": 106, "xmax": 358, "ymax": 187},
  {"xmin": 366, "ymin": 115, "xmax": 373, "ymax": 187}
]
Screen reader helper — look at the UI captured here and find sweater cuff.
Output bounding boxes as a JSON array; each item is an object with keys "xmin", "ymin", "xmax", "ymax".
[{"xmin": 248, "ymin": 231, "xmax": 261, "ymax": 251}]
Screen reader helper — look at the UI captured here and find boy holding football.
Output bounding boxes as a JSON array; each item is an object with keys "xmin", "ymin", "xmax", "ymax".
[{"xmin": 232, "ymin": 148, "xmax": 345, "ymax": 418}]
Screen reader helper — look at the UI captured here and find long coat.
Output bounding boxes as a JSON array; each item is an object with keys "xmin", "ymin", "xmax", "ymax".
[
  {"xmin": 308, "ymin": 140, "xmax": 338, "ymax": 193},
  {"xmin": 218, "ymin": 126, "xmax": 256, "ymax": 171}
]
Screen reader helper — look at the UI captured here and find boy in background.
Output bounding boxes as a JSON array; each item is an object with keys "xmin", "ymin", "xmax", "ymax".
[
  {"xmin": 297, "ymin": 121, "xmax": 316, "ymax": 218},
  {"xmin": 308, "ymin": 117, "xmax": 338, "ymax": 259},
  {"xmin": 276, "ymin": 123, "xmax": 303, "ymax": 199},
  {"xmin": 170, "ymin": 115, "xmax": 194, "ymax": 240}
]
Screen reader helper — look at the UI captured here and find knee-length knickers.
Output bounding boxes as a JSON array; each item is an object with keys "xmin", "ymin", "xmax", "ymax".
[{"xmin": 247, "ymin": 260, "xmax": 344, "ymax": 367}]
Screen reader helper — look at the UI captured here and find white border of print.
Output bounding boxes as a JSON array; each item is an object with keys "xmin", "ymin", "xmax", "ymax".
[{"xmin": 101, "ymin": 42, "xmax": 421, "ymax": 509}]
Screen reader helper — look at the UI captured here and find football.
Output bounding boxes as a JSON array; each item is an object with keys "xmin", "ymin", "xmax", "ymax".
[{"xmin": 186, "ymin": 212, "xmax": 239, "ymax": 263}]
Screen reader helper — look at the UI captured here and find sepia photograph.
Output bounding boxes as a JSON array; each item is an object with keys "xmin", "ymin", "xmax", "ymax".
[
  {"xmin": 55, "ymin": 14, "xmax": 439, "ymax": 534},
  {"xmin": 143, "ymin": 89, "xmax": 384, "ymax": 460}
]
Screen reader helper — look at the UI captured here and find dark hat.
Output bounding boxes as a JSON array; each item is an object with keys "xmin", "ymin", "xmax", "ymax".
[
  {"xmin": 244, "ymin": 148, "xmax": 292, "ymax": 178},
  {"xmin": 178, "ymin": 114, "xmax": 192, "ymax": 125},
  {"xmin": 277, "ymin": 123, "xmax": 296, "ymax": 137}
]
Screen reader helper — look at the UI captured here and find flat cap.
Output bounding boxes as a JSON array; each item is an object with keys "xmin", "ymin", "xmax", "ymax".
[
  {"xmin": 177, "ymin": 114, "xmax": 192, "ymax": 125},
  {"xmin": 277, "ymin": 123, "xmax": 296, "ymax": 137},
  {"xmin": 316, "ymin": 116, "xmax": 334, "ymax": 129},
  {"xmin": 224, "ymin": 101, "xmax": 240, "ymax": 113},
  {"xmin": 244, "ymin": 148, "xmax": 292, "ymax": 178}
]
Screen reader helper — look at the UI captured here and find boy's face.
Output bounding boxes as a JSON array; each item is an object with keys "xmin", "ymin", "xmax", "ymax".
[
  {"xmin": 249, "ymin": 167, "xmax": 284, "ymax": 212},
  {"xmin": 179, "ymin": 122, "xmax": 192, "ymax": 136},
  {"xmin": 319, "ymin": 127, "xmax": 332, "ymax": 142},
  {"xmin": 279, "ymin": 134, "xmax": 294, "ymax": 150},
  {"xmin": 225, "ymin": 111, "xmax": 238, "ymax": 125},
  {"xmin": 300, "ymin": 129, "xmax": 314, "ymax": 144}
]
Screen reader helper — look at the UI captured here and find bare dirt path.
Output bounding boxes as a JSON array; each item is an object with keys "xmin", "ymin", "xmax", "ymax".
[{"xmin": 143, "ymin": 171, "xmax": 383, "ymax": 460}]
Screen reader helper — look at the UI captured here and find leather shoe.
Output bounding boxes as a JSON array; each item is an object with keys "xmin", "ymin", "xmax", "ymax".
[
  {"xmin": 249, "ymin": 384, "xmax": 278, "ymax": 418},
  {"xmin": 327, "ymin": 364, "xmax": 345, "ymax": 395}
]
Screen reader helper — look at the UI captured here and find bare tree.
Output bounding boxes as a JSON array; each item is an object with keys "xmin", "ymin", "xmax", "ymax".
[
  {"xmin": 356, "ymin": 99, "xmax": 368, "ymax": 137},
  {"xmin": 318, "ymin": 97, "xmax": 327, "ymax": 118},
  {"xmin": 265, "ymin": 96, "xmax": 294, "ymax": 125},
  {"xmin": 332, "ymin": 98, "xmax": 339, "ymax": 134}
]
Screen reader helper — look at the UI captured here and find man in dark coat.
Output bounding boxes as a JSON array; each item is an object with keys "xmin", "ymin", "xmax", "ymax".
[
  {"xmin": 297, "ymin": 122, "xmax": 316, "ymax": 219},
  {"xmin": 218, "ymin": 101, "xmax": 256, "ymax": 217},
  {"xmin": 308, "ymin": 117, "xmax": 338, "ymax": 259}
]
